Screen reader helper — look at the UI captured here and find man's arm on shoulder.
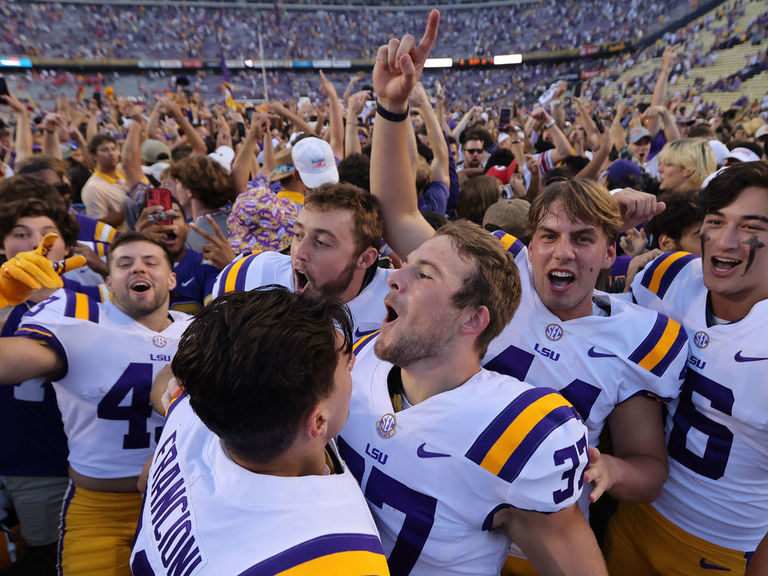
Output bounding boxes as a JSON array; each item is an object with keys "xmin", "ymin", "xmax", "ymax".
[
  {"xmin": 0, "ymin": 337, "xmax": 63, "ymax": 385},
  {"xmin": 495, "ymin": 504, "xmax": 608, "ymax": 575}
]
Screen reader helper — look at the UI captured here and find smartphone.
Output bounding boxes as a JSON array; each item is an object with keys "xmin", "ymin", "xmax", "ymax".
[
  {"xmin": 147, "ymin": 188, "xmax": 173, "ymax": 226},
  {"xmin": 499, "ymin": 106, "xmax": 512, "ymax": 130},
  {"xmin": 0, "ymin": 77, "xmax": 9, "ymax": 98},
  {"xmin": 93, "ymin": 91, "xmax": 102, "ymax": 107}
]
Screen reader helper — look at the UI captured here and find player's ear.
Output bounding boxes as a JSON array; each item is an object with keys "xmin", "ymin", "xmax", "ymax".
[
  {"xmin": 357, "ymin": 246, "xmax": 379, "ymax": 270},
  {"xmin": 460, "ymin": 305, "xmax": 490, "ymax": 338},
  {"xmin": 305, "ymin": 404, "xmax": 328, "ymax": 441},
  {"xmin": 167, "ymin": 271, "xmax": 177, "ymax": 291},
  {"xmin": 658, "ymin": 233, "xmax": 676, "ymax": 252}
]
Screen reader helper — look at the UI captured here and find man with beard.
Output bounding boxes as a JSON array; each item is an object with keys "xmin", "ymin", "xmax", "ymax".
[
  {"xmin": 136, "ymin": 198, "xmax": 218, "ymax": 314},
  {"xmin": 0, "ymin": 232, "xmax": 191, "ymax": 576},
  {"xmin": 211, "ymin": 182, "xmax": 391, "ymax": 335},
  {"xmin": 336, "ymin": 11, "xmax": 607, "ymax": 575}
]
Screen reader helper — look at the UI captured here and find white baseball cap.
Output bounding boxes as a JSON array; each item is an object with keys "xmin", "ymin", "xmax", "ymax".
[{"xmin": 292, "ymin": 137, "xmax": 339, "ymax": 189}]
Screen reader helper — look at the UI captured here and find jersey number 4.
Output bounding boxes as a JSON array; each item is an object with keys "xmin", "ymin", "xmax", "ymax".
[{"xmin": 97, "ymin": 362, "xmax": 157, "ymax": 449}]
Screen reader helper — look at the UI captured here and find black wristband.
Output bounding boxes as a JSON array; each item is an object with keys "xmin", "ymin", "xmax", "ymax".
[{"xmin": 376, "ymin": 103, "xmax": 409, "ymax": 122}]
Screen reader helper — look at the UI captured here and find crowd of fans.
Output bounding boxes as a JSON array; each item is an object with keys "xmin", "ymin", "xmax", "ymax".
[
  {"xmin": 2, "ymin": 0, "xmax": 683, "ymax": 60},
  {"xmin": 0, "ymin": 2, "xmax": 767, "ymax": 576}
]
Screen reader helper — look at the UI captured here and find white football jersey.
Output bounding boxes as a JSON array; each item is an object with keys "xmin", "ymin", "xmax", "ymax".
[
  {"xmin": 211, "ymin": 250, "xmax": 392, "ymax": 336},
  {"xmin": 484, "ymin": 232, "xmax": 687, "ymax": 513},
  {"xmin": 631, "ymin": 251, "xmax": 768, "ymax": 552},
  {"xmin": 131, "ymin": 395, "xmax": 389, "ymax": 576},
  {"xmin": 16, "ymin": 289, "xmax": 190, "ymax": 479},
  {"xmin": 339, "ymin": 334, "xmax": 589, "ymax": 576}
]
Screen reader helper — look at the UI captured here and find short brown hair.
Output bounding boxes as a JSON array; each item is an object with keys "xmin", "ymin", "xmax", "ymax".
[
  {"xmin": 304, "ymin": 182, "xmax": 383, "ymax": 255},
  {"xmin": 528, "ymin": 179, "xmax": 623, "ymax": 245},
  {"xmin": 436, "ymin": 220, "xmax": 521, "ymax": 356},
  {"xmin": 106, "ymin": 231, "xmax": 173, "ymax": 270}
]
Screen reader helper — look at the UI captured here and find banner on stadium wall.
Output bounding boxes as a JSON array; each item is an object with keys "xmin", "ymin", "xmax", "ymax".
[
  {"xmin": 580, "ymin": 69, "xmax": 602, "ymax": 80},
  {"xmin": 0, "ymin": 57, "xmax": 32, "ymax": 68},
  {"xmin": 579, "ymin": 45, "xmax": 599, "ymax": 56},
  {"xmin": 181, "ymin": 60, "xmax": 203, "ymax": 69},
  {"xmin": 159, "ymin": 60, "xmax": 183, "ymax": 69},
  {"xmin": 606, "ymin": 41, "xmax": 626, "ymax": 52}
]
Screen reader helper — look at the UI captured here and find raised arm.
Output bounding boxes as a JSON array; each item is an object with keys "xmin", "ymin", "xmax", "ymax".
[
  {"xmin": 319, "ymin": 71, "xmax": 344, "ymax": 160},
  {"xmin": 370, "ymin": 10, "xmax": 440, "ymax": 257},
  {"xmin": 412, "ymin": 82, "xmax": 449, "ymax": 188},
  {"xmin": 3, "ymin": 92, "xmax": 32, "ymax": 163},
  {"xmin": 345, "ymin": 90, "xmax": 370, "ymax": 157},
  {"xmin": 231, "ymin": 115, "xmax": 266, "ymax": 197},
  {"xmin": 648, "ymin": 46, "xmax": 676, "ymax": 137},
  {"xmin": 161, "ymin": 97, "xmax": 207, "ymax": 156},
  {"xmin": 531, "ymin": 106, "xmax": 572, "ymax": 166},
  {"xmin": 122, "ymin": 115, "xmax": 145, "ymax": 191}
]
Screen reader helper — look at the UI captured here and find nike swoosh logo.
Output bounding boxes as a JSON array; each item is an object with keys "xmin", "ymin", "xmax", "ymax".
[
  {"xmin": 353, "ymin": 328, "xmax": 379, "ymax": 340},
  {"xmin": 417, "ymin": 443, "xmax": 450, "ymax": 459},
  {"xmin": 587, "ymin": 346, "xmax": 617, "ymax": 358},
  {"xmin": 181, "ymin": 278, "xmax": 195, "ymax": 287},
  {"xmin": 734, "ymin": 351, "xmax": 768, "ymax": 363},
  {"xmin": 699, "ymin": 558, "xmax": 729, "ymax": 571}
]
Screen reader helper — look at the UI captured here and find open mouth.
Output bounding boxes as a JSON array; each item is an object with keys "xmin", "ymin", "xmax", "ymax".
[
  {"xmin": 385, "ymin": 303, "xmax": 399, "ymax": 323},
  {"xmin": 295, "ymin": 270, "xmax": 309, "ymax": 292},
  {"xmin": 131, "ymin": 280, "xmax": 151, "ymax": 293},
  {"xmin": 712, "ymin": 256, "xmax": 741, "ymax": 273},
  {"xmin": 548, "ymin": 270, "xmax": 575, "ymax": 289}
]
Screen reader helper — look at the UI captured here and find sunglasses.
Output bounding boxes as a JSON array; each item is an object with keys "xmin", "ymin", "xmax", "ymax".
[{"xmin": 464, "ymin": 148, "xmax": 484, "ymax": 155}]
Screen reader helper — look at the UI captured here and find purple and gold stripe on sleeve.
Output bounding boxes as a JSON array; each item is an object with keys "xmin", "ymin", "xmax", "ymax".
[
  {"xmin": 640, "ymin": 251, "xmax": 697, "ymax": 299},
  {"xmin": 628, "ymin": 313, "xmax": 687, "ymax": 377},
  {"xmin": 239, "ymin": 533, "xmax": 389, "ymax": 576},
  {"xmin": 352, "ymin": 330, "xmax": 380, "ymax": 357},
  {"xmin": 219, "ymin": 251, "xmax": 264, "ymax": 296},
  {"xmin": 491, "ymin": 230, "xmax": 525, "ymax": 258},
  {"xmin": 63, "ymin": 291, "xmax": 100, "ymax": 323},
  {"xmin": 15, "ymin": 323, "xmax": 68, "ymax": 378},
  {"xmin": 466, "ymin": 388, "xmax": 580, "ymax": 484}
]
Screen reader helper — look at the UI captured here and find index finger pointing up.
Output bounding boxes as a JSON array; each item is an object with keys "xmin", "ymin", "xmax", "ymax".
[{"xmin": 412, "ymin": 10, "xmax": 440, "ymax": 67}]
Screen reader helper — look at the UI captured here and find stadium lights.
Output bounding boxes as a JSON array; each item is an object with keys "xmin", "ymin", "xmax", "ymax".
[
  {"xmin": 424, "ymin": 58, "xmax": 453, "ymax": 69},
  {"xmin": 493, "ymin": 54, "xmax": 523, "ymax": 65}
]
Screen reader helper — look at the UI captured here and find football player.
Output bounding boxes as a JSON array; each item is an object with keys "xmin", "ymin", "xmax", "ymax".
[
  {"xmin": 607, "ymin": 161, "xmax": 768, "ymax": 574},
  {"xmin": 131, "ymin": 288, "xmax": 389, "ymax": 575},
  {"xmin": 212, "ymin": 182, "xmax": 392, "ymax": 335},
  {"xmin": 338, "ymin": 11, "xmax": 607, "ymax": 575},
  {"xmin": 366, "ymin": 10, "xmax": 685, "ymax": 574},
  {"xmin": 0, "ymin": 231, "xmax": 191, "ymax": 576}
]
